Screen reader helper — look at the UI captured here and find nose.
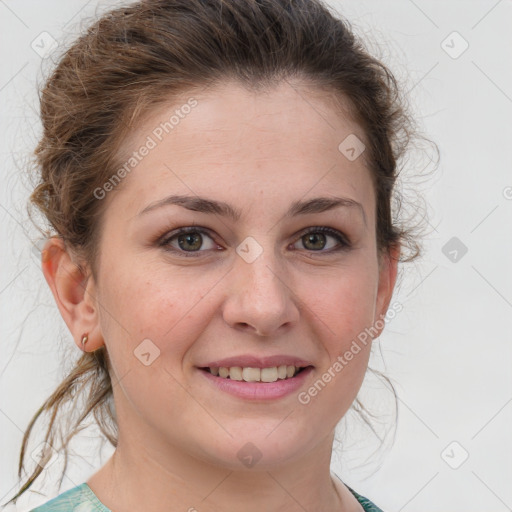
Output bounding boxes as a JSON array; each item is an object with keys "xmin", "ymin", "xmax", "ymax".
[{"xmin": 222, "ymin": 246, "xmax": 300, "ymax": 337}]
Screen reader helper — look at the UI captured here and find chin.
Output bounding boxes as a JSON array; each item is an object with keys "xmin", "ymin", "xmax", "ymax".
[{"xmin": 195, "ymin": 428, "xmax": 317, "ymax": 471}]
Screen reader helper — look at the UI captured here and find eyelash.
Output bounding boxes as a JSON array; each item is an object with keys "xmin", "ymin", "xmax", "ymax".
[{"xmin": 157, "ymin": 226, "xmax": 351, "ymax": 258}]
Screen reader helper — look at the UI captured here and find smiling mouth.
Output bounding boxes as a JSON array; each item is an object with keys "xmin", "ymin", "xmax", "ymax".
[{"xmin": 198, "ymin": 365, "xmax": 311, "ymax": 383}]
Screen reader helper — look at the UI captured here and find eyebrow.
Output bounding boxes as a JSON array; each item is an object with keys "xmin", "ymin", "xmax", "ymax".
[{"xmin": 138, "ymin": 194, "xmax": 366, "ymax": 225}]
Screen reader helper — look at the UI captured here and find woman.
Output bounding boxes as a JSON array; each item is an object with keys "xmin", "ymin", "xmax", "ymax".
[{"xmin": 7, "ymin": 0, "xmax": 424, "ymax": 510}]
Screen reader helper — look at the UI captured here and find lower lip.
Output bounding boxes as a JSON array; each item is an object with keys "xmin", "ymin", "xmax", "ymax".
[{"xmin": 197, "ymin": 367, "xmax": 314, "ymax": 401}]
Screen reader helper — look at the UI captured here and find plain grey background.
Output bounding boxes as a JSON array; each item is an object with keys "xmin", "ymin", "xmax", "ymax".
[{"xmin": 1, "ymin": 1, "xmax": 511, "ymax": 511}]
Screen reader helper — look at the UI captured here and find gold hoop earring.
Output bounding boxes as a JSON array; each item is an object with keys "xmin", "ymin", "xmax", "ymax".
[{"xmin": 81, "ymin": 334, "xmax": 89, "ymax": 351}]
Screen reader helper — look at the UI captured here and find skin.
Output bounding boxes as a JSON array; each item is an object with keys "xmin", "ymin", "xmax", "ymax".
[{"xmin": 42, "ymin": 79, "xmax": 399, "ymax": 512}]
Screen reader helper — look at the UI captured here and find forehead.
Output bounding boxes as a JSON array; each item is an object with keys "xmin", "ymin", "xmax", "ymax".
[
  {"xmin": 109, "ymin": 79, "xmax": 374, "ymax": 220},
  {"xmin": 126, "ymin": 79, "xmax": 364, "ymax": 155}
]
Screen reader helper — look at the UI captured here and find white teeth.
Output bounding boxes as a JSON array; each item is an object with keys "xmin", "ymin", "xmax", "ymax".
[
  {"xmin": 261, "ymin": 367, "xmax": 278, "ymax": 382},
  {"xmin": 229, "ymin": 366, "xmax": 243, "ymax": 381},
  {"xmin": 208, "ymin": 365, "xmax": 304, "ymax": 382},
  {"xmin": 242, "ymin": 367, "xmax": 260, "ymax": 382}
]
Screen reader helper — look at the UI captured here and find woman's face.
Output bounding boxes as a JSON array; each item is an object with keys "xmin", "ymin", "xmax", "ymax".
[{"xmin": 86, "ymin": 80, "xmax": 397, "ymax": 470}]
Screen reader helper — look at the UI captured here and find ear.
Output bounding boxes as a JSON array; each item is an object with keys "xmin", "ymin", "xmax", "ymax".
[
  {"xmin": 373, "ymin": 243, "xmax": 400, "ymax": 338},
  {"xmin": 41, "ymin": 236, "xmax": 103, "ymax": 352}
]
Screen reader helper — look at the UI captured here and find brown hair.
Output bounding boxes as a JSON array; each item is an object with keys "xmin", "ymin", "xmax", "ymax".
[{"xmin": 7, "ymin": 0, "xmax": 433, "ymax": 504}]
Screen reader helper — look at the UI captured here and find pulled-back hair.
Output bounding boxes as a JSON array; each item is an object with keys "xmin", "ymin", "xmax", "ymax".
[{"xmin": 7, "ymin": 0, "xmax": 430, "ymax": 504}]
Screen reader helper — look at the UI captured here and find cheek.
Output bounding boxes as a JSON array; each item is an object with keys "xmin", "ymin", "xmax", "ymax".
[
  {"xmin": 96, "ymin": 260, "xmax": 218, "ymax": 367},
  {"xmin": 296, "ymin": 271, "xmax": 376, "ymax": 416},
  {"xmin": 300, "ymin": 264, "xmax": 378, "ymax": 346}
]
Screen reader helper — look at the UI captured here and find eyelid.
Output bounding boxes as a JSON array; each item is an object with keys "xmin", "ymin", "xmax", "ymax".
[
  {"xmin": 298, "ymin": 226, "xmax": 349, "ymax": 242},
  {"xmin": 294, "ymin": 226, "xmax": 350, "ymax": 250},
  {"xmin": 158, "ymin": 226, "xmax": 219, "ymax": 255},
  {"xmin": 157, "ymin": 225, "xmax": 351, "ymax": 256}
]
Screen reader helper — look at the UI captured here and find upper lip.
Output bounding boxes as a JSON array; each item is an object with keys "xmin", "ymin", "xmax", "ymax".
[{"xmin": 199, "ymin": 355, "xmax": 314, "ymax": 369}]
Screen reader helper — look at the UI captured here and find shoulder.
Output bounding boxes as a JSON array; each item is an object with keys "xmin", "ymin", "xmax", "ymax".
[
  {"xmin": 29, "ymin": 483, "xmax": 111, "ymax": 512},
  {"xmin": 345, "ymin": 484, "xmax": 386, "ymax": 512},
  {"xmin": 332, "ymin": 472, "xmax": 385, "ymax": 512}
]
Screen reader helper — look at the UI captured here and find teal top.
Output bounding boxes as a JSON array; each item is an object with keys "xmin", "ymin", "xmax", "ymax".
[{"xmin": 30, "ymin": 482, "xmax": 384, "ymax": 512}]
